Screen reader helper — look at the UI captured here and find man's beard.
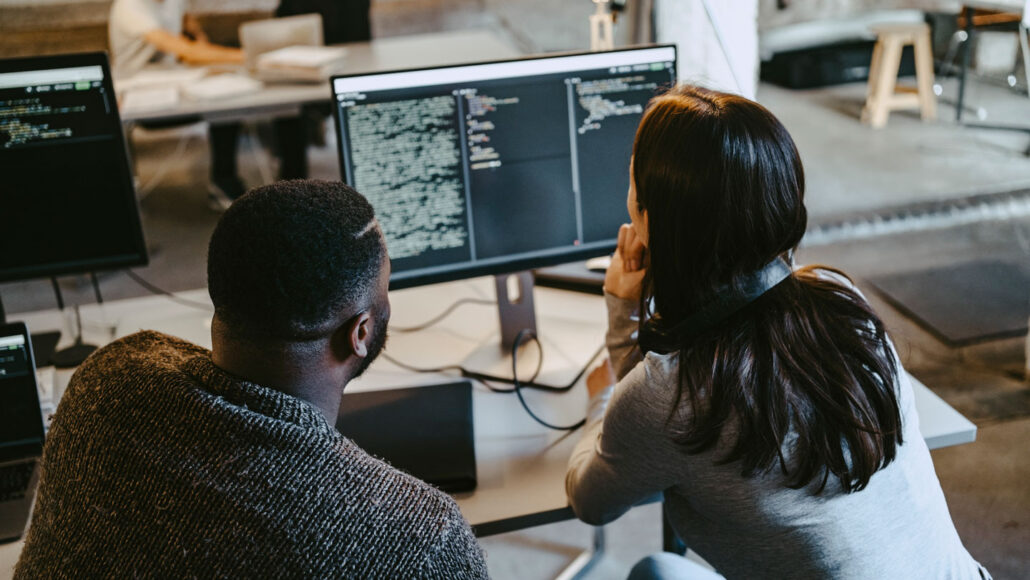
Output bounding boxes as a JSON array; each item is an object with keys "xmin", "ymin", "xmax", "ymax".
[{"xmin": 352, "ymin": 309, "xmax": 389, "ymax": 379}]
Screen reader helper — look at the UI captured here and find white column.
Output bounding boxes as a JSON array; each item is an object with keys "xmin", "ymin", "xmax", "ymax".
[{"xmin": 655, "ymin": 0, "xmax": 760, "ymax": 99}]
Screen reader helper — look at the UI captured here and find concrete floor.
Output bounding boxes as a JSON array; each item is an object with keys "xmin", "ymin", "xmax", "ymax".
[{"xmin": 2, "ymin": 33, "xmax": 1029, "ymax": 580}]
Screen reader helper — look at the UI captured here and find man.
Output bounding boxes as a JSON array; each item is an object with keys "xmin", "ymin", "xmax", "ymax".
[
  {"xmin": 109, "ymin": 0, "xmax": 307, "ymax": 208},
  {"xmin": 15, "ymin": 180, "xmax": 489, "ymax": 578},
  {"xmin": 108, "ymin": 0, "xmax": 243, "ymax": 76}
]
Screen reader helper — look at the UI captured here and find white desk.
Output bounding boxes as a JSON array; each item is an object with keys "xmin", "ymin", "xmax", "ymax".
[
  {"xmin": 0, "ymin": 278, "xmax": 977, "ymax": 576},
  {"xmin": 119, "ymin": 30, "xmax": 521, "ymax": 124}
]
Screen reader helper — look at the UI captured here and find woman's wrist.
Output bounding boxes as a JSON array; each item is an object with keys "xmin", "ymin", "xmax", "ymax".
[{"xmin": 586, "ymin": 383, "xmax": 615, "ymax": 424}]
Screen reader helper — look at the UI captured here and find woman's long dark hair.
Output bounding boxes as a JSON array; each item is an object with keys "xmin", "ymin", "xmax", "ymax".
[{"xmin": 633, "ymin": 85, "xmax": 902, "ymax": 493}]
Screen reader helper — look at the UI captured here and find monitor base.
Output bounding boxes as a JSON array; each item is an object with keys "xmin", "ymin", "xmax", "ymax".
[{"xmin": 51, "ymin": 342, "xmax": 98, "ymax": 368}]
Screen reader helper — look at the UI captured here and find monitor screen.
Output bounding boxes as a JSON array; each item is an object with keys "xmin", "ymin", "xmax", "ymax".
[
  {"xmin": 0, "ymin": 329, "xmax": 43, "ymax": 462},
  {"xmin": 0, "ymin": 53, "xmax": 147, "ymax": 283},
  {"xmin": 332, "ymin": 46, "xmax": 676, "ymax": 289}
]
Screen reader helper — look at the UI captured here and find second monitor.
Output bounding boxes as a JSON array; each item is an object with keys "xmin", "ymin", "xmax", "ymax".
[{"xmin": 331, "ymin": 45, "xmax": 677, "ymax": 290}]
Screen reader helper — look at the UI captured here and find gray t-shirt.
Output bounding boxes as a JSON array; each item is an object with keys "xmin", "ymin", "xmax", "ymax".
[
  {"xmin": 108, "ymin": 0, "xmax": 186, "ymax": 78},
  {"xmin": 567, "ymin": 285, "xmax": 988, "ymax": 579}
]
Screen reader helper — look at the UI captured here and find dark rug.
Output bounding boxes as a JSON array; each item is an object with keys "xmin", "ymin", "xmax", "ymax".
[{"xmin": 869, "ymin": 259, "xmax": 1030, "ymax": 347}]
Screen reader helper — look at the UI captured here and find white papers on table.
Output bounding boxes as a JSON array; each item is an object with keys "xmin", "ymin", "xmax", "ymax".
[
  {"xmin": 114, "ymin": 67, "xmax": 208, "ymax": 93},
  {"xmin": 255, "ymin": 45, "xmax": 348, "ymax": 81},
  {"xmin": 180, "ymin": 74, "xmax": 263, "ymax": 101},
  {"xmin": 258, "ymin": 45, "xmax": 348, "ymax": 68},
  {"xmin": 120, "ymin": 86, "xmax": 180, "ymax": 115}
]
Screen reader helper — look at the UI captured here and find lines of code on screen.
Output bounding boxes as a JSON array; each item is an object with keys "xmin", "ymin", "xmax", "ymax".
[
  {"xmin": 0, "ymin": 85, "xmax": 107, "ymax": 149},
  {"xmin": 345, "ymin": 95, "xmax": 472, "ymax": 272},
  {"xmin": 571, "ymin": 72, "xmax": 669, "ymax": 243},
  {"xmin": 334, "ymin": 54, "xmax": 676, "ymax": 282},
  {"xmin": 0, "ymin": 76, "xmax": 143, "ymax": 281},
  {"xmin": 460, "ymin": 83, "xmax": 577, "ymax": 260}
]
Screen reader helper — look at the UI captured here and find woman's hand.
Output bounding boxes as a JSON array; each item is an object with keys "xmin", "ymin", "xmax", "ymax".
[
  {"xmin": 586, "ymin": 358, "xmax": 616, "ymax": 399},
  {"xmin": 604, "ymin": 224, "xmax": 646, "ymax": 301}
]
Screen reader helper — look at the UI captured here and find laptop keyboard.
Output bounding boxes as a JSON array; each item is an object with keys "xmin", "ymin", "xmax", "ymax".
[{"xmin": 0, "ymin": 462, "xmax": 35, "ymax": 502}]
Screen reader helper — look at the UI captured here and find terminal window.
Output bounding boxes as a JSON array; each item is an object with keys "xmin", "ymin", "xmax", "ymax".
[
  {"xmin": 334, "ymin": 49, "xmax": 676, "ymax": 282},
  {"xmin": 0, "ymin": 64, "xmax": 143, "ymax": 280}
]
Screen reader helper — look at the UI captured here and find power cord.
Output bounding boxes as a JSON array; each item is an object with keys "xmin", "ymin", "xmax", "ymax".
[
  {"xmin": 381, "ymin": 329, "xmax": 600, "ymax": 431},
  {"xmin": 381, "ymin": 340, "xmax": 604, "ymax": 393},
  {"xmin": 510, "ymin": 328, "xmax": 586, "ymax": 431},
  {"xmin": 125, "ymin": 270, "xmax": 214, "ymax": 312}
]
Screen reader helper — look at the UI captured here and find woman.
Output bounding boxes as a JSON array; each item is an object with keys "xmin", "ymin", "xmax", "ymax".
[{"xmin": 565, "ymin": 85, "xmax": 988, "ymax": 579}]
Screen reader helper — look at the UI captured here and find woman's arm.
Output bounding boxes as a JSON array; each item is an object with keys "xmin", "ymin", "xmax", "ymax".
[
  {"xmin": 142, "ymin": 29, "xmax": 243, "ymax": 65},
  {"xmin": 604, "ymin": 223, "xmax": 647, "ymax": 379},
  {"xmin": 605, "ymin": 292, "xmax": 642, "ymax": 380},
  {"xmin": 565, "ymin": 361, "xmax": 680, "ymax": 526}
]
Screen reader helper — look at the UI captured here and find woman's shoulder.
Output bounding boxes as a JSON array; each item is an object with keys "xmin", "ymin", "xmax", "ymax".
[{"xmin": 610, "ymin": 350, "xmax": 682, "ymax": 417}]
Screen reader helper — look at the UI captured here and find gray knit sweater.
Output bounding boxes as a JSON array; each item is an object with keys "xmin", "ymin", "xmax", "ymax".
[
  {"xmin": 567, "ymin": 293, "xmax": 987, "ymax": 579},
  {"xmin": 16, "ymin": 331, "xmax": 488, "ymax": 579}
]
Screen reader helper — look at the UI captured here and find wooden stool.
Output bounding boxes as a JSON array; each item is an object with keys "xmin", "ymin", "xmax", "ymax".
[{"xmin": 862, "ymin": 22, "xmax": 937, "ymax": 128}]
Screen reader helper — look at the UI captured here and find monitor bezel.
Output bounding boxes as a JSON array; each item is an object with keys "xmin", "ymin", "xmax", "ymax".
[
  {"xmin": 330, "ymin": 44, "xmax": 677, "ymax": 290},
  {"xmin": 0, "ymin": 51, "xmax": 148, "ymax": 283}
]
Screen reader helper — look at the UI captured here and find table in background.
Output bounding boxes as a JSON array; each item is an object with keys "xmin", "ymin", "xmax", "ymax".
[
  {"xmin": 119, "ymin": 30, "xmax": 521, "ymax": 124},
  {"xmin": 0, "ymin": 277, "xmax": 976, "ymax": 578}
]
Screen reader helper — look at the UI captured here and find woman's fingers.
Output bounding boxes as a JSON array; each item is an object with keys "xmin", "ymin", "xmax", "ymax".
[
  {"xmin": 619, "ymin": 224, "xmax": 645, "ymax": 272},
  {"xmin": 605, "ymin": 225, "xmax": 646, "ymax": 300}
]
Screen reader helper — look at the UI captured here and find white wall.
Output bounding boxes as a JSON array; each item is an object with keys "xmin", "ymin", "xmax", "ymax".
[{"xmin": 656, "ymin": 0, "xmax": 760, "ymax": 99}]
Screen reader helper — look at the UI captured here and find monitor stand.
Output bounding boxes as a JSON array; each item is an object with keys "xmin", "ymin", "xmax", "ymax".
[
  {"xmin": 495, "ymin": 271, "xmax": 538, "ymax": 352},
  {"xmin": 460, "ymin": 271, "xmax": 600, "ymax": 387}
]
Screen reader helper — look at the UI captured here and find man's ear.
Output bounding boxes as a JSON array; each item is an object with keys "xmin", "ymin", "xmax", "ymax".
[
  {"xmin": 347, "ymin": 311, "xmax": 373, "ymax": 359},
  {"xmin": 331, "ymin": 311, "xmax": 372, "ymax": 362}
]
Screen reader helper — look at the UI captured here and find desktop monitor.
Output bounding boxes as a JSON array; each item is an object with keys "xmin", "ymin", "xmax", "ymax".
[
  {"xmin": 330, "ymin": 45, "xmax": 677, "ymax": 290},
  {"xmin": 0, "ymin": 52, "xmax": 147, "ymax": 285}
]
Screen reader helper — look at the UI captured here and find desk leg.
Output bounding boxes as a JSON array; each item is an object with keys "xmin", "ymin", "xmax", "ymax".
[
  {"xmin": 662, "ymin": 503, "xmax": 686, "ymax": 555},
  {"xmin": 957, "ymin": 6, "xmax": 975, "ymax": 122},
  {"xmin": 554, "ymin": 527, "xmax": 605, "ymax": 580}
]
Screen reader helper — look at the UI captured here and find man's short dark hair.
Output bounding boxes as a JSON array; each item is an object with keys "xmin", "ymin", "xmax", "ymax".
[{"xmin": 207, "ymin": 179, "xmax": 385, "ymax": 341}]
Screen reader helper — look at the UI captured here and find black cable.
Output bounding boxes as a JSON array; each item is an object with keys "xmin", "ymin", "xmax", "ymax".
[
  {"xmin": 384, "ymin": 334, "xmax": 592, "ymax": 428},
  {"xmin": 90, "ymin": 272, "xmax": 104, "ymax": 304},
  {"xmin": 50, "ymin": 277, "xmax": 65, "ymax": 310},
  {"xmin": 391, "ymin": 298, "xmax": 496, "ymax": 333},
  {"xmin": 124, "ymin": 270, "xmax": 214, "ymax": 311},
  {"xmin": 380, "ymin": 340, "xmax": 604, "ymax": 393},
  {"xmin": 380, "ymin": 343, "xmax": 543, "ymax": 392},
  {"xmin": 510, "ymin": 328, "xmax": 585, "ymax": 431}
]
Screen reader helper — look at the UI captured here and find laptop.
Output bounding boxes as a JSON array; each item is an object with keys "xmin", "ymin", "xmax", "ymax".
[
  {"xmin": 0, "ymin": 322, "xmax": 45, "ymax": 543},
  {"xmin": 337, "ymin": 380, "xmax": 477, "ymax": 493},
  {"xmin": 239, "ymin": 13, "xmax": 326, "ymax": 80}
]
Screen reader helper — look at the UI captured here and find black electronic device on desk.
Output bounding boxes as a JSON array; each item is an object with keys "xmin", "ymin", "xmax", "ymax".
[
  {"xmin": 0, "ymin": 322, "xmax": 46, "ymax": 543},
  {"xmin": 534, "ymin": 256, "xmax": 608, "ymax": 295},
  {"xmin": 0, "ymin": 52, "xmax": 148, "ymax": 367},
  {"xmin": 330, "ymin": 45, "xmax": 676, "ymax": 360},
  {"xmin": 337, "ymin": 380, "xmax": 477, "ymax": 493}
]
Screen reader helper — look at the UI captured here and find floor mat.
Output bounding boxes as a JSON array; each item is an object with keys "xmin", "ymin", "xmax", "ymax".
[{"xmin": 869, "ymin": 259, "xmax": 1030, "ymax": 347}]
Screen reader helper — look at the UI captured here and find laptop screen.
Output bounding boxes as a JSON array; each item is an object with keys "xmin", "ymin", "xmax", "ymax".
[{"xmin": 0, "ymin": 332, "xmax": 44, "ymax": 462}]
